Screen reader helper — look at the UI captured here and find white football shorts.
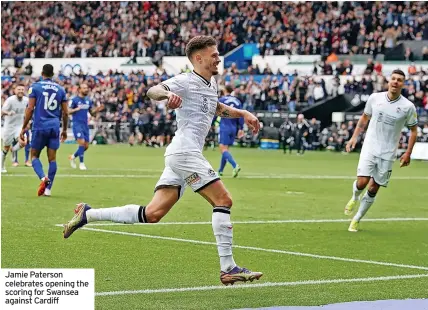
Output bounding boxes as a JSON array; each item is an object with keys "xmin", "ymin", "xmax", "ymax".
[
  {"xmin": 2, "ymin": 127, "xmax": 21, "ymax": 147},
  {"xmin": 357, "ymin": 152, "xmax": 394, "ymax": 187},
  {"xmin": 154, "ymin": 152, "xmax": 220, "ymax": 198}
]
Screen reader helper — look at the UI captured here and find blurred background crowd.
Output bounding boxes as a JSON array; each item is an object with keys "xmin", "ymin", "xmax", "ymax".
[{"xmin": 2, "ymin": 1, "xmax": 428, "ymax": 155}]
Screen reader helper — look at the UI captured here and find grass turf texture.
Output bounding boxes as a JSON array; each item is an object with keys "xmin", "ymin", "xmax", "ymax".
[{"xmin": 2, "ymin": 145, "xmax": 428, "ymax": 309}]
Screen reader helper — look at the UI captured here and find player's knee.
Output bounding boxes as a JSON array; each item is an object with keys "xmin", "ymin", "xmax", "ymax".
[
  {"xmin": 368, "ymin": 183, "xmax": 380, "ymax": 195},
  {"xmin": 356, "ymin": 178, "xmax": 369, "ymax": 190}
]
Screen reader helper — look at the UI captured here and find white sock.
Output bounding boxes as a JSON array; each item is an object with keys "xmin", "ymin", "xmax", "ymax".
[
  {"xmin": 1, "ymin": 149, "xmax": 7, "ymax": 168},
  {"xmin": 11, "ymin": 143, "xmax": 23, "ymax": 152},
  {"xmin": 212, "ymin": 207, "xmax": 236, "ymax": 273},
  {"xmin": 86, "ymin": 204, "xmax": 142, "ymax": 224},
  {"xmin": 353, "ymin": 191, "xmax": 376, "ymax": 222},
  {"xmin": 352, "ymin": 180, "xmax": 363, "ymax": 201}
]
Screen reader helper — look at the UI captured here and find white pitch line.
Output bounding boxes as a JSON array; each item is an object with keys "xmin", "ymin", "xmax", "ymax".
[
  {"xmin": 54, "ymin": 217, "xmax": 428, "ymax": 227},
  {"xmin": 95, "ymin": 274, "xmax": 428, "ymax": 296},
  {"xmin": 78, "ymin": 227, "xmax": 428, "ymax": 271},
  {"xmin": 4, "ymin": 173, "xmax": 428, "ymax": 180}
]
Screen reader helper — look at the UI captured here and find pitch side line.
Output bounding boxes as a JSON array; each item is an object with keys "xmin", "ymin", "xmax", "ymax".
[
  {"xmin": 53, "ymin": 217, "xmax": 428, "ymax": 227},
  {"xmin": 95, "ymin": 274, "xmax": 428, "ymax": 296},
  {"xmin": 74, "ymin": 227, "xmax": 428, "ymax": 271},
  {"xmin": 5, "ymin": 173, "xmax": 428, "ymax": 180}
]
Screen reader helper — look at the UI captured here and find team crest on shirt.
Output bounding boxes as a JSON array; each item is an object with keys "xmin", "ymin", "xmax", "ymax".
[
  {"xmin": 185, "ymin": 173, "xmax": 201, "ymax": 185},
  {"xmin": 396, "ymin": 107, "xmax": 401, "ymax": 114},
  {"xmin": 201, "ymin": 96, "xmax": 209, "ymax": 113}
]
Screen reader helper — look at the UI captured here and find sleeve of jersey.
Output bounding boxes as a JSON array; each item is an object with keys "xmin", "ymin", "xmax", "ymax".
[
  {"xmin": 70, "ymin": 98, "xmax": 77, "ymax": 108},
  {"xmin": 406, "ymin": 105, "xmax": 418, "ymax": 127},
  {"xmin": 61, "ymin": 88, "xmax": 68, "ymax": 103},
  {"xmin": 159, "ymin": 74, "xmax": 187, "ymax": 98},
  {"xmin": 363, "ymin": 94, "xmax": 374, "ymax": 116},
  {"xmin": 1, "ymin": 98, "xmax": 11, "ymax": 112},
  {"xmin": 28, "ymin": 85, "xmax": 37, "ymax": 99}
]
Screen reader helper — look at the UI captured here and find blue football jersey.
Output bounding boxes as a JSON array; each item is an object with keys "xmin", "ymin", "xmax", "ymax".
[
  {"xmin": 71, "ymin": 96, "xmax": 92, "ymax": 127},
  {"xmin": 29, "ymin": 79, "xmax": 67, "ymax": 130},
  {"xmin": 218, "ymin": 95, "xmax": 244, "ymax": 131}
]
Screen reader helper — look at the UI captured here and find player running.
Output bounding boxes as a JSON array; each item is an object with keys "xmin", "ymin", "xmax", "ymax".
[
  {"xmin": 20, "ymin": 64, "xmax": 69, "ymax": 196},
  {"xmin": 63, "ymin": 36, "xmax": 263, "ymax": 285},
  {"xmin": 68, "ymin": 83, "xmax": 104, "ymax": 170},
  {"xmin": 1, "ymin": 84, "xmax": 29, "ymax": 173},
  {"xmin": 344, "ymin": 69, "xmax": 418, "ymax": 232},
  {"xmin": 217, "ymin": 85, "xmax": 244, "ymax": 177}
]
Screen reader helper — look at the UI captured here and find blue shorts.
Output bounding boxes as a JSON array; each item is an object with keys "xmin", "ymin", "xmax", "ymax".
[
  {"xmin": 73, "ymin": 125, "xmax": 90, "ymax": 142},
  {"xmin": 219, "ymin": 129, "xmax": 236, "ymax": 146},
  {"xmin": 31, "ymin": 128, "xmax": 60, "ymax": 151}
]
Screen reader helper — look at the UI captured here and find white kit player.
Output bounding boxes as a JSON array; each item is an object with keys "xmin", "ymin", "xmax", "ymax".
[
  {"xmin": 344, "ymin": 69, "xmax": 418, "ymax": 232},
  {"xmin": 1, "ymin": 84, "xmax": 29, "ymax": 173},
  {"xmin": 63, "ymin": 36, "xmax": 263, "ymax": 285}
]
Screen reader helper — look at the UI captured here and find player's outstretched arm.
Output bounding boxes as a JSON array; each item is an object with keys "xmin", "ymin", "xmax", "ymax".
[
  {"xmin": 89, "ymin": 104, "xmax": 104, "ymax": 116},
  {"xmin": 216, "ymin": 102, "xmax": 260, "ymax": 134},
  {"xmin": 60, "ymin": 100, "xmax": 69, "ymax": 142},
  {"xmin": 346, "ymin": 113, "xmax": 370, "ymax": 152},
  {"xmin": 1, "ymin": 98, "xmax": 14, "ymax": 116},
  {"xmin": 20, "ymin": 98, "xmax": 36, "ymax": 141},
  {"xmin": 147, "ymin": 85, "xmax": 182, "ymax": 109},
  {"xmin": 400, "ymin": 125, "xmax": 418, "ymax": 167}
]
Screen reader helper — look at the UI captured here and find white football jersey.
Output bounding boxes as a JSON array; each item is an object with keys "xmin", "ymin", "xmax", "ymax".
[
  {"xmin": 1, "ymin": 95, "xmax": 28, "ymax": 131},
  {"xmin": 161, "ymin": 71, "xmax": 218, "ymax": 156},
  {"xmin": 361, "ymin": 92, "xmax": 418, "ymax": 161}
]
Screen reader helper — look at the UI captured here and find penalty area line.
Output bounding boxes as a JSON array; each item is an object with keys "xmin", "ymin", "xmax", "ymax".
[
  {"xmin": 73, "ymin": 227, "xmax": 428, "ymax": 272},
  {"xmin": 95, "ymin": 274, "xmax": 428, "ymax": 296},
  {"xmin": 54, "ymin": 217, "xmax": 428, "ymax": 227}
]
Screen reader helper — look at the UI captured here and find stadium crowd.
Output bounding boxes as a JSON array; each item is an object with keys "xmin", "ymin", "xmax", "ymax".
[
  {"xmin": 2, "ymin": 1, "xmax": 428, "ymax": 60},
  {"xmin": 2, "ymin": 1, "xmax": 427, "ymax": 150}
]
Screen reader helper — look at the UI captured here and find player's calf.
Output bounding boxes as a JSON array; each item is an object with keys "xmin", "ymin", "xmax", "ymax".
[
  {"xmin": 345, "ymin": 177, "xmax": 369, "ymax": 215},
  {"xmin": 63, "ymin": 187, "xmax": 180, "ymax": 238},
  {"xmin": 1, "ymin": 146, "xmax": 10, "ymax": 172}
]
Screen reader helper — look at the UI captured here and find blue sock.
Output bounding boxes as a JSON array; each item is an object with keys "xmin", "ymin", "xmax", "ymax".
[
  {"xmin": 219, "ymin": 153, "xmax": 227, "ymax": 172},
  {"xmin": 32, "ymin": 158, "xmax": 45, "ymax": 180},
  {"xmin": 78, "ymin": 146, "xmax": 85, "ymax": 163},
  {"xmin": 74, "ymin": 145, "xmax": 85, "ymax": 163},
  {"xmin": 47, "ymin": 161, "xmax": 57, "ymax": 190},
  {"xmin": 224, "ymin": 151, "xmax": 237, "ymax": 169},
  {"xmin": 73, "ymin": 147, "xmax": 79, "ymax": 158},
  {"xmin": 25, "ymin": 144, "xmax": 30, "ymax": 161}
]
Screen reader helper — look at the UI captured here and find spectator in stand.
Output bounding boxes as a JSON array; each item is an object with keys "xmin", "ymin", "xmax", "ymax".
[{"xmin": 2, "ymin": 2, "xmax": 427, "ymax": 60}]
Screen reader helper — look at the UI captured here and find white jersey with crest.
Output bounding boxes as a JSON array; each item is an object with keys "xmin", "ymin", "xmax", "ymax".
[
  {"xmin": 160, "ymin": 71, "xmax": 218, "ymax": 156},
  {"xmin": 2, "ymin": 95, "xmax": 28, "ymax": 131},
  {"xmin": 361, "ymin": 92, "xmax": 418, "ymax": 161}
]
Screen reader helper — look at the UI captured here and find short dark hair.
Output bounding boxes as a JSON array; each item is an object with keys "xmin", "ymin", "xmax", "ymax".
[
  {"xmin": 391, "ymin": 69, "xmax": 405, "ymax": 78},
  {"xmin": 225, "ymin": 85, "xmax": 234, "ymax": 94},
  {"xmin": 16, "ymin": 83, "xmax": 25, "ymax": 88},
  {"xmin": 185, "ymin": 36, "xmax": 217, "ymax": 59},
  {"xmin": 42, "ymin": 64, "xmax": 54, "ymax": 78}
]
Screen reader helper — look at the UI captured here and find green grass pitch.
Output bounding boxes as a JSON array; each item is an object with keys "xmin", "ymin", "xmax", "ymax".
[{"xmin": 2, "ymin": 145, "xmax": 428, "ymax": 309}]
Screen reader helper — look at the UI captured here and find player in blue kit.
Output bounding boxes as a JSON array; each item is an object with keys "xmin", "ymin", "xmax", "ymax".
[
  {"xmin": 68, "ymin": 83, "xmax": 103, "ymax": 170},
  {"xmin": 20, "ymin": 64, "xmax": 69, "ymax": 196},
  {"xmin": 218, "ymin": 85, "xmax": 244, "ymax": 177}
]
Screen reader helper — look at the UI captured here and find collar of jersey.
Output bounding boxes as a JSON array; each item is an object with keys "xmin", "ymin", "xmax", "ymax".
[
  {"xmin": 385, "ymin": 93, "xmax": 401, "ymax": 103},
  {"xmin": 192, "ymin": 70, "xmax": 211, "ymax": 86}
]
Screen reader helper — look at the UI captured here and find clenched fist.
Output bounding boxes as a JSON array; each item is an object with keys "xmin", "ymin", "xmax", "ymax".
[
  {"xmin": 166, "ymin": 92, "xmax": 182, "ymax": 110},
  {"xmin": 243, "ymin": 111, "xmax": 260, "ymax": 134}
]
